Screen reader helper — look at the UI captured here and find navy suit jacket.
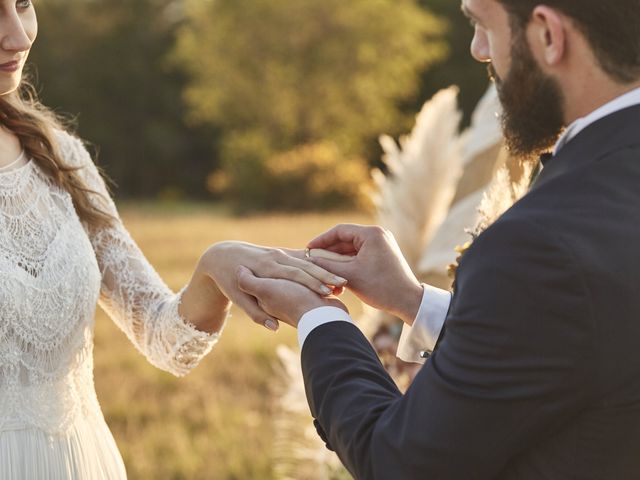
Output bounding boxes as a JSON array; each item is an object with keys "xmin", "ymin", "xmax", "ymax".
[{"xmin": 302, "ymin": 105, "xmax": 640, "ymax": 479}]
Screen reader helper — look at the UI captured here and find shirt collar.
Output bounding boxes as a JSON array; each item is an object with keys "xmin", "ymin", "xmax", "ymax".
[{"xmin": 553, "ymin": 86, "xmax": 640, "ymax": 155}]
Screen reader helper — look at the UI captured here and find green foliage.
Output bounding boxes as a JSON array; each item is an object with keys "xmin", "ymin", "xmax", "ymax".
[
  {"xmin": 210, "ymin": 136, "xmax": 372, "ymax": 213},
  {"xmin": 29, "ymin": 0, "xmax": 218, "ymax": 199},
  {"xmin": 263, "ymin": 142, "xmax": 372, "ymax": 212},
  {"xmin": 173, "ymin": 0, "xmax": 446, "ymax": 211},
  {"xmin": 174, "ymin": 0, "xmax": 445, "ymax": 150},
  {"xmin": 28, "ymin": 0, "xmax": 486, "ymax": 207},
  {"xmin": 210, "ymin": 130, "xmax": 275, "ymax": 212}
]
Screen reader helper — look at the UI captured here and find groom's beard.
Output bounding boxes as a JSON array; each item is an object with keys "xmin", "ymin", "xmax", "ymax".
[{"xmin": 490, "ymin": 32, "xmax": 566, "ymax": 158}]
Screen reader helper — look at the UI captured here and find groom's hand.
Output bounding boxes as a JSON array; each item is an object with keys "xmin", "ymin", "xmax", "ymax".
[
  {"xmin": 236, "ymin": 266, "xmax": 348, "ymax": 328},
  {"xmin": 201, "ymin": 241, "xmax": 347, "ymax": 332},
  {"xmin": 307, "ymin": 224, "xmax": 423, "ymax": 325}
]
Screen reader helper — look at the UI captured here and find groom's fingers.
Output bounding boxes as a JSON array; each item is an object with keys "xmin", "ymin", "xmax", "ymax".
[
  {"xmin": 237, "ymin": 265, "xmax": 269, "ymax": 299},
  {"xmin": 232, "ymin": 273, "xmax": 280, "ymax": 330},
  {"xmin": 237, "ymin": 294, "xmax": 280, "ymax": 331},
  {"xmin": 314, "ymin": 243, "xmax": 358, "ymax": 255},
  {"xmin": 307, "ymin": 224, "xmax": 365, "ymax": 250}
]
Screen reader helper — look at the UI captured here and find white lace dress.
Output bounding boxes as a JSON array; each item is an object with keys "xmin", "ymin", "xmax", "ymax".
[{"xmin": 0, "ymin": 131, "xmax": 220, "ymax": 479}]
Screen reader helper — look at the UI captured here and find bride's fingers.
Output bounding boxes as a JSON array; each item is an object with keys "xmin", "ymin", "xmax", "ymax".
[
  {"xmin": 279, "ymin": 248, "xmax": 307, "ymax": 260},
  {"xmin": 276, "ymin": 247, "xmax": 353, "ymax": 267},
  {"xmin": 306, "ymin": 256, "xmax": 355, "ymax": 284},
  {"xmin": 251, "ymin": 248, "xmax": 347, "ymax": 293},
  {"xmin": 332, "ymin": 285, "xmax": 345, "ymax": 296},
  {"xmin": 268, "ymin": 263, "xmax": 339, "ymax": 296},
  {"xmin": 279, "ymin": 256, "xmax": 348, "ymax": 287}
]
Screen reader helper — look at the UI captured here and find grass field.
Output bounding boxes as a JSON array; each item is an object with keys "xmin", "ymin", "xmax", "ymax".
[{"xmin": 93, "ymin": 203, "xmax": 371, "ymax": 479}]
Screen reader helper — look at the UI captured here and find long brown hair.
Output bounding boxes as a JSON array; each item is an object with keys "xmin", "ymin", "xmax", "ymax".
[{"xmin": 0, "ymin": 81, "xmax": 114, "ymax": 229}]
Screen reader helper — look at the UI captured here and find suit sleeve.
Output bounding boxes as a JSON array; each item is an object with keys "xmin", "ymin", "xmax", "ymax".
[{"xmin": 301, "ymin": 217, "xmax": 595, "ymax": 480}]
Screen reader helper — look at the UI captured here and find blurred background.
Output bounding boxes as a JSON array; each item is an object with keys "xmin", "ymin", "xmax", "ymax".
[
  {"xmin": 29, "ymin": 0, "xmax": 493, "ymax": 478},
  {"xmin": 32, "ymin": 0, "xmax": 488, "ymax": 211}
]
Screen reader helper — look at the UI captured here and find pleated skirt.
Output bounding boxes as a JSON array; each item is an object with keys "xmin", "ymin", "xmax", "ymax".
[{"xmin": 0, "ymin": 416, "xmax": 127, "ymax": 479}]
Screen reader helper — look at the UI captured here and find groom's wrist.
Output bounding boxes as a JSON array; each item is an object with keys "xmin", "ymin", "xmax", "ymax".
[
  {"xmin": 393, "ymin": 282, "xmax": 425, "ymax": 326},
  {"xmin": 292, "ymin": 297, "xmax": 347, "ymax": 327}
]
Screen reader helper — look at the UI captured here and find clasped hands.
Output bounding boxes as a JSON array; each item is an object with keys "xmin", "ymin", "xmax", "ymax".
[{"xmin": 232, "ymin": 224, "xmax": 425, "ymax": 331}]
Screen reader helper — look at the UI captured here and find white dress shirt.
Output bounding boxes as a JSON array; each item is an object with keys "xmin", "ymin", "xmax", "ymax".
[{"xmin": 298, "ymin": 87, "xmax": 640, "ymax": 361}]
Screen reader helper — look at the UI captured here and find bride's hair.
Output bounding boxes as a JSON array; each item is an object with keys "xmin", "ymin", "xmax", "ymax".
[{"xmin": 0, "ymin": 80, "xmax": 114, "ymax": 229}]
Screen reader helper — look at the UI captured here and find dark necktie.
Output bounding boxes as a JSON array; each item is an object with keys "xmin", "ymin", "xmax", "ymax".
[{"xmin": 528, "ymin": 152, "xmax": 553, "ymax": 189}]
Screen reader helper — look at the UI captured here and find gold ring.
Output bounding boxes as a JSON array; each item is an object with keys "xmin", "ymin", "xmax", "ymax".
[{"xmin": 304, "ymin": 248, "xmax": 311, "ymax": 259}]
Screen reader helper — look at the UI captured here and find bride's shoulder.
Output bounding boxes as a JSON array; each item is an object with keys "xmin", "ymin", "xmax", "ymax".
[
  {"xmin": 52, "ymin": 129, "xmax": 109, "ymax": 194},
  {"xmin": 52, "ymin": 129, "xmax": 95, "ymax": 169}
]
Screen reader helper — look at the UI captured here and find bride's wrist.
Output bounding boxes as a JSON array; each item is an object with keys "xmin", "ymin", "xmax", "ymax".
[
  {"xmin": 195, "ymin": 250, "xmax": 228, "ymax": 301},
  {"xmin": 184, "ymin": 282, "xmax": 229, "ymax": 333},
  {"xmin": 179, "ymin": 252, "xmax": 231, "ymax": 333}
]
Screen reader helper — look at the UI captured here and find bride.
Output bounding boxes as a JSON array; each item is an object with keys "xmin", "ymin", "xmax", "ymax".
[{"xmin": 0, "ymin": 1, "xmax": 345, "ymax": 478}]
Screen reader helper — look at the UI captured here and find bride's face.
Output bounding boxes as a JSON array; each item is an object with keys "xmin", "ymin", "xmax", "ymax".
[{"xmin": 0, "ymin": 0, "xmax": 37, "ymax": 97}]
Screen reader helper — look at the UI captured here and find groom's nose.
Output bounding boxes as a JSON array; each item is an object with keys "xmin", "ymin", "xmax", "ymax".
[{"xmin": 470, "ymin": 29, "xmax": 491, "ymax": 63}]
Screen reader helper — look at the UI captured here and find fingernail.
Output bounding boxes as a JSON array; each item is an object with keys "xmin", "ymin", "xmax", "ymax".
[
  {"xmin": 334, "ymin": 277, "xmax": 347, "ymax": 286},
  {"xmin": 264, "ymin": 319, "xmax": 279, "ymax": 331},
  {"xmin": 320, "ymin": 285, "xmax": 332, "ymax": 296}
]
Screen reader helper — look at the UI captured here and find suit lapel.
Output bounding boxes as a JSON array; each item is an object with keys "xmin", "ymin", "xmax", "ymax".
[
  {"xmin": 532, "ymin": 104, "xmax": 640, "ymax": 190},
  {"xmin": 432, "ymin": 104, "xmax": 640, "ymax": 357}
]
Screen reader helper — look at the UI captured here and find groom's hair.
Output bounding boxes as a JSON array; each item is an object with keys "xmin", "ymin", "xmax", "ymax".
[{"xmin": 497, "ymin": 0, "xmax": 640, "ymax": 83}]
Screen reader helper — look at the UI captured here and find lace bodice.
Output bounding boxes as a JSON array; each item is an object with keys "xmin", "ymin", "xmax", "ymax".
[{"xmin": 0, "ymin": 131, "xmax": 219, "ymax": 434}]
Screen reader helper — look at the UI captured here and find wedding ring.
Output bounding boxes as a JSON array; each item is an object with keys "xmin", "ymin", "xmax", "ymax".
[{"xmin": 304, "ymin": 248, "xmax": 311, "ymax": 259}]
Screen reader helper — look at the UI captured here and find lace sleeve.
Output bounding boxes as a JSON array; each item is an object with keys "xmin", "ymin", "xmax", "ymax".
[{"xmin": 57, "ymin": 132, "xmax": 220, "ymax": 377}]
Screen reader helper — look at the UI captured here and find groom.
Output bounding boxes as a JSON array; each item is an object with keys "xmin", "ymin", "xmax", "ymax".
[{"xmin": 238, "ymin": 0, "xmax": 640, "ymax": 478}]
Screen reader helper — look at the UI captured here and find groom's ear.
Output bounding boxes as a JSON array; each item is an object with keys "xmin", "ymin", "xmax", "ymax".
[{"xmin": 528, "ymin": 6, "xmax": 567, "ymax": 68}]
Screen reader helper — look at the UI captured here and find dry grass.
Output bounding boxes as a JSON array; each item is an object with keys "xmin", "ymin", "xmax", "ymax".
[{"xmin": 93, "ymin": 203, "xmax": 370, "ymax": 480}]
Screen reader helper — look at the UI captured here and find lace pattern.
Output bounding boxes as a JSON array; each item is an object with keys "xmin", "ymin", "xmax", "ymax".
[{"xmin": 0, "ymin": 131, "xmax": 219, "ymax": 435}]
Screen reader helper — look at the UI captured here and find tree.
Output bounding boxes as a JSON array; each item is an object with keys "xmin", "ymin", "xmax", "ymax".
[
  {"xmin": 30, "ymin": 0, "xmax": 217, "ymax": 199},
  {"xmin": 172, "ymin": 0, "xmax": 447, "ymax": 210}
]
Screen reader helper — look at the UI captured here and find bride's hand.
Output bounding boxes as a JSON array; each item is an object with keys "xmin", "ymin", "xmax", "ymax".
[{"xmin": 199, "ymin": 241, "xmax": 347, "ymax": 330}]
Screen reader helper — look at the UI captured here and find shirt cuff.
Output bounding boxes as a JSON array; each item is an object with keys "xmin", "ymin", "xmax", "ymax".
[
  {"xmin": 397, "ymin": 284, "xmax": 452, "ymax": 364},
  {"xmin": 298, "ymin": 306, "xmax": 353, "ymax": 349}
]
